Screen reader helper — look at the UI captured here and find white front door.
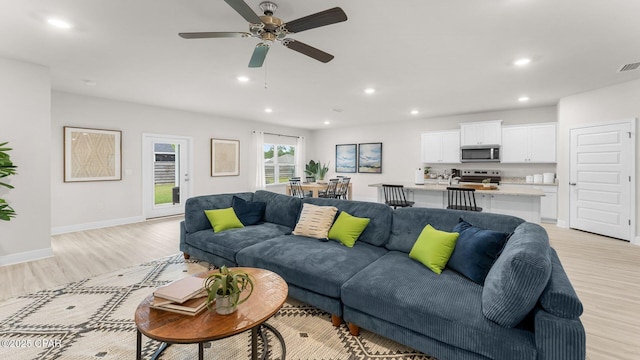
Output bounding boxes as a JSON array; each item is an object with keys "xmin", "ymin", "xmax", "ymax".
[
  {"xmin": 569, "ymin": 120, "xmax": 635, "ymax": 241},
  {"xmin": 143, "ymin": 134, "xmax": 193, "ymax": 219}
]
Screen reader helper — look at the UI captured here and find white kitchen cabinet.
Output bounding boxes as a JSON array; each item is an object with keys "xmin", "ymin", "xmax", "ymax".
[
  {"xmin": 421, "ymin": 130, "xmax": 460, "ymax": 164},
  {"xmin": 476, "ymin": 193, "xmax": 541, "ymax": 223},
  {"xmin": 460, "ymin": 120, "xmax": 502, "ymax": 146},
  {"xmin": 500, "ymin": 184, "xmax": 558, "ymax": 223},
  {"xmin": 502, "ymin": 123, "xmax": 556, "ymax": 163}
]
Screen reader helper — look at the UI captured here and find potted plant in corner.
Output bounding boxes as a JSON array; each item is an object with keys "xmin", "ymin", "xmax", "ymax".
[
  {"xmin": 0, "ymin": 142, "xmax": 17, "ymax": 221},
  {"xmin": 204, "ymin": 266, "xmax": 254, "ymax": 315}
]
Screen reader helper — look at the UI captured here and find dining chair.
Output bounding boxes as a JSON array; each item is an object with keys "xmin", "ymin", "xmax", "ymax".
[
  {"xmin": 446, "ymin": 187, "xmax": 482, "ymax": 212},
  {"xmin": 289, "ymin": 179, "xmax": 311, "ymax": 198},
  {"xmin": 382, "ymin": 184, "xmax": 415, "ymax": 209},
  {"xmin": 318, "ymin": 178, "xmax": 340, "ymax": 198},
  {"xmin": 335, "ymin": 177, "xmax": 350, "ymax": 199}
]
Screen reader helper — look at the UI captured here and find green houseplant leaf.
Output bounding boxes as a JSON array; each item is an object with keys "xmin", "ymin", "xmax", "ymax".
[
  {"xmin": 204, "ymin": 265, "xmax": 254, "ymax": 314},
  {"xmin": 0, "ymin": 142, "xmax": 17, "ymax": 221}
]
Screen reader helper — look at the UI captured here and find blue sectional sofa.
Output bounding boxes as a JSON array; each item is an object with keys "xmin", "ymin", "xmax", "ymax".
[{"xmin": 180, "ymin": 190, "xmax": 585, "ymax": 360}]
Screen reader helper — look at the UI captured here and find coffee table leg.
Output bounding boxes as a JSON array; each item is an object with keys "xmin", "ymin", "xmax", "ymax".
[
  {"xmin": 261, "ymin": 323, "xmax": 286, "ymax": 360},
  {"xmin": 251, "ymin": 327, "xmax": 258, "ymax": 360},
  {"xmin": 151, "ymin": 342, "xmax": 169, "ymax": 360},
  {"xmin": 199, "ymin": 342, "xmax": 204, "ymax": 360},
  {"xmin": 136, "ymin": 330, "xmax": 141, "ymax": 360}
]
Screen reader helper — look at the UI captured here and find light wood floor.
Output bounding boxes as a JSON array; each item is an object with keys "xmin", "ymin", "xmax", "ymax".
[{"xmin": 0, "ymin": 217, "xmax": 638, "ymax": 359}]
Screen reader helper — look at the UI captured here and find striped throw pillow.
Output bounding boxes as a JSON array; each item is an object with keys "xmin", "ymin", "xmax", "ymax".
[{"xmin": 292, "ymin": 203, "xmax": 338, "ymax": 239}]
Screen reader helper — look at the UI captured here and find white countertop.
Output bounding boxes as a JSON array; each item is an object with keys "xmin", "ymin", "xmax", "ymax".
[{"xmin": 369, "ymin": 182, "xmax": 545, "ymax": 197}]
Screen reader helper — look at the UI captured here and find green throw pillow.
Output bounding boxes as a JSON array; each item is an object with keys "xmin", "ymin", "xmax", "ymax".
[
  {"xmin": 204, "ymin": 208, "xmax": 244, "ymax": 233},
  {"xmin": 409, "ymin": 224, "xmax": 459, "ymax": 274},
  {"xmin": 327, "ymin": 211, "xmax": 371, "ymax": 247}
]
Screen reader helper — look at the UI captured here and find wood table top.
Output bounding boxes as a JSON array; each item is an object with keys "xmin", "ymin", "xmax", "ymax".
[{"xmin": 135, "ymin": 267, "xmax": 288, "ymax": 344}]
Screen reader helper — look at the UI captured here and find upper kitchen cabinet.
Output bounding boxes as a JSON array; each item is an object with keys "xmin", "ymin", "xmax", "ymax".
[
  {"xmin": 460, "ymin": 120, "xmax": 502, "ymax": 146},
  {"xmin": 501, "ymin": 123, "xmax": 557, "ymax": 163},
  {"xmin": 421, "ymin": 130, "xmax": 460, "ymax": 163}
]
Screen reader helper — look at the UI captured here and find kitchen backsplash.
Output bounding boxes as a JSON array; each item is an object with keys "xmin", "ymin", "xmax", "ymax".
[{"xmin": 423, "ymin": 163, "xmax": 557, "ymax": 179}]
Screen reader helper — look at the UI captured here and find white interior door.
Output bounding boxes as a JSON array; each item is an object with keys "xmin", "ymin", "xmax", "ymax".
[
  {"xmin": 143, "ymin": 134, "xmax": 193, "ymax": 219},
  {"xmin": 569, "ymin": 121, "xmax": 635, "ymax": 241}
]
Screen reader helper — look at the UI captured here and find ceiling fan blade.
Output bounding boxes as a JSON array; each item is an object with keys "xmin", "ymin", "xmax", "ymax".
[
  {"xmin": 224, "ymin": 0, "xmax": 263, "ymax": 24},
  {"xmin": 179, "ymin": 32, "xmax": 251, "ymax": 39},
  {"xmin": 249, "ymin": 44, "xmax": 270, "ymax": 68},
  {"xmin": 284, "ymin": 7, "xmax": 347, "ymax": 33},
  {"xmin": 282, "ymin": 39, "xmax": 334, "ymax": 63}
]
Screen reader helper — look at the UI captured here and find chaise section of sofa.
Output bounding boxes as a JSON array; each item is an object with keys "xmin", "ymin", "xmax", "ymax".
[{"xmin": 236, "ymin": 197, "xmax": 393, "ymax": 321}]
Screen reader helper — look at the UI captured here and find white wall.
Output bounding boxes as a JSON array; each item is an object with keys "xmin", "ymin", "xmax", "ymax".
[
  {"xmin": 51, "ymin": 92, "xmax": 312, "ymax": 232},
  {"xmin": 557, "ymin": 78, "xmax": 640, "ymax": 244},
  {"xmin": 0, "ymin": 58, "xmax": 52, "ymax": 265},
  {"xmin": 310, "ymin": 106, "xmax": 557, "ymax": 202}
]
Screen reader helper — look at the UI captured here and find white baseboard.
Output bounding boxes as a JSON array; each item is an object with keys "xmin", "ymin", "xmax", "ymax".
[
  {"xmin": 633, "ymin": 236, "xmax": 640, "ymax": 246},
  {"xmin": 51, "ymin": 216, "xmax": 146, "ymax": 235},
  {"xmin": 0, "ymin": 247, "xmax": 54, "ymax": 267},
  {"xmin": 555, "ymin": 219, "xmax": 568, "ymax": 228}
]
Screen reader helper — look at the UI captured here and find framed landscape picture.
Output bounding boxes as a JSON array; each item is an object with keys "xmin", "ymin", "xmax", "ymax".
[
  {"xmin": 335, "ymin": 144, "xmax": 357, "ymax": 173},
  {"xmin": 64, "ymin": 126, "xmax": 122, "ymax": 182},
  {"xmin": 211, "ymin": 138, "xmax": 240, "ymax": 176},
  {"xmin": 358, "ymin": 142, "xmax": 382, "ymax": 173}
]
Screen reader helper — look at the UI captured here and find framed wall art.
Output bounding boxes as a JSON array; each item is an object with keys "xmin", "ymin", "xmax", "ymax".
[
  {"xmin": 335, "ymin": 144, "xmax": 357, "ymax": 173},
  {"xmin": 211, "ymin": 138, "xmax": 240, "ymax": 176},
  {"xmin": 64, "ymin": 126, "xmax": 122, "ymax": 182},
  {"xmin": 358, "ymin": 142, "xmax": 382, "ymax": 173}
]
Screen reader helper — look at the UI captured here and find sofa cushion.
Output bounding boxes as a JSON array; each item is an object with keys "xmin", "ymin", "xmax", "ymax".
[
  {"xmin": 253, "ymin": 190, "xmax": 302, "ymax": 229},
  {"xmin": 447, "ymin": 218, "xmax": 510, "ymax": 285},
  {"xmin": 328, "ymin": 211, "xmax": 370, "ymax": 248},
  {"xmin": 539, "ymin": 248, "xmax": 584, "ymax": 319},
  {"xmin": 184, "ymin": 192, "xmax": 254, "ymax": 233},
  {"xmin": 341, "ymin": 251, "xmax": 537, "ymax": 359},
  {"xmin": 409, "ymin": 224, "xmax": 459, "ymax": 274},
  {"xmin": 292, "ymin": 203, "xmax": 338, "ymax": 239},
  {"xmin": 184, "ymin": 222, "xmax": 292, "ymax": 263},
  {"xmin": 204, "ymin": 207, "xmax": 244, "ymax": 232},
  {"xmin": 236, "ymin": 235, "xmax": 387, "ymax": 299},
  {"xmin": 232, "ymin": 195, "xmax": 266, "ymax": 226},
  {"xmin": 302, "ymin": 197, "xmax": 392, "ymax": 246},
  {"xmin": 483, "ymin": 222, "xmax": 552, "ymax": 327},
  {"xmin": 388, "ymin": 207, "xmax": 524, "ymax": 254}
]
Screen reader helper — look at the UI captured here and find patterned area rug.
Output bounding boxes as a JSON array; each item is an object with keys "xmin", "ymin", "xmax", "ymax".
[{"xmin": 0, "ymin": 254, "xmax": 435, "ymax": 360}]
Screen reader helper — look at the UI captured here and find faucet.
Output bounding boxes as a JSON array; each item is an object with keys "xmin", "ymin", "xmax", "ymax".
[{"xmin": 449, "ymin": 177, "xmax": 460, "ymax": 186}]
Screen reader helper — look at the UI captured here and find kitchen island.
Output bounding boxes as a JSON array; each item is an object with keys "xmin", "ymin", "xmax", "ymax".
[{"xmin": 369, "ymin": 182, "xmax": 544, "ymax": 223}]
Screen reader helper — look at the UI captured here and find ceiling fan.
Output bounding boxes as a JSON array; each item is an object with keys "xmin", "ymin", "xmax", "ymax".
[{"xmin": 179, "ymin": 0, "xmax": 347, "ymax": 68}]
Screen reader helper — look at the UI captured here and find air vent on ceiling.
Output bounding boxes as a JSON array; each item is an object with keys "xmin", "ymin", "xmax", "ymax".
[{"xmin": 618, "ymin": 62, "xmax": 640, "ymax": 72}]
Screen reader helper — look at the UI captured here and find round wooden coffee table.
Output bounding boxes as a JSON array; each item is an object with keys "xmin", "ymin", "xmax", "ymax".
[{"xmin": 135, "ymin": 267, "xmax": 288, "ymax": 360}]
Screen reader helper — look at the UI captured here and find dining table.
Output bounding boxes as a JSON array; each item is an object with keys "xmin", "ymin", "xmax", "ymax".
[{"xmin": 285, "ymin": 181, "xmax": 352, "ymax": 200}]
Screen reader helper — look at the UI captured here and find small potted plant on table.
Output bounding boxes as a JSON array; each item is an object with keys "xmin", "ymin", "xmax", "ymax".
[{"xmin": 204, "ymin": 266, "xmax": 254, "ymax": 315}]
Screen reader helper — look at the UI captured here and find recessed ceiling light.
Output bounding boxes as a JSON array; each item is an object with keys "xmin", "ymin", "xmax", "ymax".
[
  {"xmin": 323, "ymin": 120, "xmax": 331, "ymax": 125},
  {"xmin": 410, "ymin": 109, "xmax": 419, "ymax": 115},
  {"xmin": 513, "ymin": 58, "xmax": 531, "ymax": 66},
  {"xmin": 237, "ymin": 76, "xmax": 249, "ymax": 82},
  {"xmin": 47, "ymin": 18, "xmax": 73, "ymax": 29},
  {"xmin": 364, "ymin": 88, "xmax": 376, "ymax": 95},
  {"xmin": 518, "ymin": 96, "xmax": 530, "ymax": 102},
  {"xmin": 264, "ymin": 108, "xmax": 273, "ymax": 113}
]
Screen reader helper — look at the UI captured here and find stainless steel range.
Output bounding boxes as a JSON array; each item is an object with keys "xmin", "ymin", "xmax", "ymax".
[{"xmin": 459, "ymin": 169, "xmax": 502, "ymax": 184}]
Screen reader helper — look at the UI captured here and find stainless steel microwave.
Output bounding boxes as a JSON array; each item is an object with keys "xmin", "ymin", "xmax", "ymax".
[{"xmin": 460, "ymin": 145, "xmax": 500, "ymax": 162}]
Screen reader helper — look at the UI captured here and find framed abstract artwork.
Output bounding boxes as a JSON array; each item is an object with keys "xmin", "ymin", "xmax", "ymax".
[
  {"xmin": 358, "ymin": 142, "xmax": 382, "ymax": 173},
  {"xmin": 211, "ymin": 138, "xmax": 240, "ymax": 176},
  {"xmin": 64, "ymin": 126, "xmax": 122, "ymax": 182},
  {"xmin": 335, "ymin": 144, "xmax": 357, "ymax": 173}
]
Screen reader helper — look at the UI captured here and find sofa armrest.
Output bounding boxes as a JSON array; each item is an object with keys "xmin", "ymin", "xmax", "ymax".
[
  {"xmin": 534, "ymin": 307, "xmax": 586, "ymax": 360},
  {"xmin": 539, "ymin": 248, "xmax": 583, "ymax": 319}
]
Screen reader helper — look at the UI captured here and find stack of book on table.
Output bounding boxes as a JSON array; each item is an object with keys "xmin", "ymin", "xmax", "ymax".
[{"xmin": 151, "ymin": 275, "xmax": 208, "ymax": 316}]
